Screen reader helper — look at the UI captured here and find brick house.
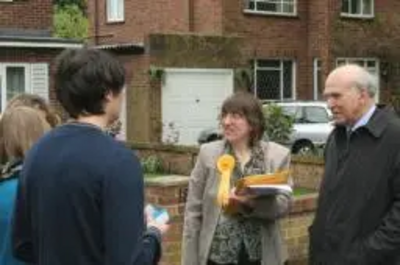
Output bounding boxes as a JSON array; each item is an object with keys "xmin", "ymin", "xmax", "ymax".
[
  {"xmin": 0, "ymin": 0, "xmax": 82, "ymax": 114},
  {"xmin": 87, "ymin": 0, "xmax": 400, "ymax": 144}
]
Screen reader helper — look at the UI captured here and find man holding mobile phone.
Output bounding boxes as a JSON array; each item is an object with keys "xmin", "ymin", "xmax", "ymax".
[{"xmin": 11, "ymin": 48, "xmax": 168, "ymax": 265}]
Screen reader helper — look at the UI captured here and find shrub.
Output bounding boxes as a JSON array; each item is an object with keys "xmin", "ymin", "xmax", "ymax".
[
  {"xmin": 141, "ymin": 155, "xmax": 164, "ymax": 174},
  {"xmin": 263, "ymin": 104, "xmax": 294, "ymax": 144}
]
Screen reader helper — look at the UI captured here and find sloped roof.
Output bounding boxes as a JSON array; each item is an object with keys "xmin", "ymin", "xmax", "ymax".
[
  {"xmin": 93, "ymin": 42, "xmax": 144, "ymax": 53},
  {"xmin": 0, "ymin": 28, "xmax": 83, "ymax": 48}
]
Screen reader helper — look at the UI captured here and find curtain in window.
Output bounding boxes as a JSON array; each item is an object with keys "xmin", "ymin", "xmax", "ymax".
[
  {"xmin": 107, "ymin": 0, "xmax": 124, "ymax": 21},
  {"xmin": 281, "ymin": 0, "xmax": 294, "ymax": 13},
  {"xmin": 363, "ymin": 0, "xmax": 372, "ymax": 15},
  {"xmin": 6, "ymin": 67, "xmax": 25, "ymax": 101}
]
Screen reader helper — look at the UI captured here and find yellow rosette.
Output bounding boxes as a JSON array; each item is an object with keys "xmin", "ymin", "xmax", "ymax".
[{"xmin": 216, "ymin": 154, "xmax": 235, "ymax": 209}]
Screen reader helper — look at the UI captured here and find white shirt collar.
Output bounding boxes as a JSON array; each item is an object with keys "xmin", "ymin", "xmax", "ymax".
[{"xmin": 350, "ymin": 105, "xmax": 377, "ymax": 132}]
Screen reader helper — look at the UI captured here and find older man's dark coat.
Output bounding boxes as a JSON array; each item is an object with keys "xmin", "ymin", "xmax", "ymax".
[{"xmin": 309, "ymin": 106, "xmax": 400, "ymax": 265}]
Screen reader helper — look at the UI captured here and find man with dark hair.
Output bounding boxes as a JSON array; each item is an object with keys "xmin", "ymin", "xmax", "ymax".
[{"xmin": 11, "ymin": 48, "xmax": 167, "ymax": 265}]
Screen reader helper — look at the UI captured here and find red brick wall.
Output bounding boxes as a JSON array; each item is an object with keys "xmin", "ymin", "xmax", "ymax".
[
  {"xmin": 88, "ymin": 0, "xmax": 190, "ymax": 45},
  {"xmin": 0, "ymin": 0, "xmax": 52, "ymax": 31},
  {"xmin": 291, "ymin": 157, "xmax": 324, "ymax": 190},
  {"xmin": 124, "ymin": 54, "xmax": 153, "ymax": 141},
  {"xmin": 91, "ymin": 1, "xmax": 400, "ymax": 142},
  {"xmin": 0, "ymin": 48, "xmax": 64, "ymax": 115},
  {"xmin": 222, "ymin": 1, "xmax": 314, "ymax": 100},
  {"xmin": 130, "ymin": 142, "xmax": 325, "ymax": 190},
  {"xmin": 192, "ymin": 0, "xmax": 223, "ymax": 33},
  {"xmin": 331, "ymin": 0, "xmax": 400, "ymax": 57},
  {"xmin": 89, "ymin": 0, "xmax": 400, "ymax": 103}
]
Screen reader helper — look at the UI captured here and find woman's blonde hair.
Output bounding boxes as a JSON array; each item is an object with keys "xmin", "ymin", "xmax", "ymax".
[
  {"xmin": 6, "ymin": 93, "xmax": 61, "ymax": 128},
  {"xmin": 0, "ymin": 106, "xmax": 50, "ymax": 159}
]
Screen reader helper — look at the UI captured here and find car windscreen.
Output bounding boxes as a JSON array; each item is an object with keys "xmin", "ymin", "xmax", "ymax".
[
  {"xmin": 281, "ymin": 106, "xmax": 302, "ymax": 122},
  {"xmin": 304, "ymin": 106, "xmax": 330, "ymax": 123}
]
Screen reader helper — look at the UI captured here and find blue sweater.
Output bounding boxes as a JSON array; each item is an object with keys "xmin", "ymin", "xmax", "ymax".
[
  {"xmin": 0, "ymin": 166, "xmax": 25, "ymax": 265},
  {"xmin": 12, "ymin": 123, "xmax": 161, "ymax": 265}
]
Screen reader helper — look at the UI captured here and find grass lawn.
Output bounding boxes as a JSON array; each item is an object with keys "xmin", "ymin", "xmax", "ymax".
[
  {"xmin": 144, "ymin": 173, "xmax": 165, "ymax": 179},
  {"xmin": 293, "ymin": 187, "xmax": 315, "ymax": 197}
]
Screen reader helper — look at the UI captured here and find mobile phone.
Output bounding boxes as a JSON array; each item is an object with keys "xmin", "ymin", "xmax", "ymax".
[{"xmin": 145, "ymin": 204, "xmax": 170, "ymax": 224}]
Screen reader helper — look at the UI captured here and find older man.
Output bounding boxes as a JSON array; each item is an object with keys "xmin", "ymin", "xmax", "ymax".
[{"xmin": 309, "ymin": 64, "xmax": 400, "ymax": 265}]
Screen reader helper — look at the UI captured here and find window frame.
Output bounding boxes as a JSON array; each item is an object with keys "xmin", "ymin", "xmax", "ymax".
[
  {"xmin": 244, "ymin": 0, "xmax": 297, "ymax": 17},
  {"xmin": 0, "ymin": 63, "xmax": 31, "ymax": 111},
  {"xmin": 106, "ymin": 0, "xmax": 125, "ymax": 23},
  {"xmin": 341, "ymin": 0, "xmax": 374, "ymax": 19},
  {"xmin": 253, "ymin": 59, "xmax": 296, "ymax": 101},
  {"xmin": 313, "ymin": 58, "xmax": 322, "ymax": 100}
]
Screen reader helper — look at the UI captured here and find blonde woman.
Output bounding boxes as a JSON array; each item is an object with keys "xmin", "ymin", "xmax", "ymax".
[
  {"xmin": 0, "ymin": 94, "xmax": 59, "ymax": 165},
  {"xmin": 6, "ymin": 93, "xmax": 61, "ymax": 127},
  {"xmin": 0, "ymin": 107, "xmax": 50, "ymax": 265}
]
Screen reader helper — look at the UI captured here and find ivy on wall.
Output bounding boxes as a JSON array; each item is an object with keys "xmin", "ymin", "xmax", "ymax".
[
  {"xmin": 332, "ymin": 14, "xmax": 400, "ymax": 61},
  {"xmin": 148, "ymin": 34, "xmax": 244, "ymax": 68},
  {"xmin": 234, "ymin": 67, "xmax": 254, "ymax": 92},
  {"xmin": 332, "ymin": 14, "xmax": 400, "ymax": 107},
  {"xmin": 148, "ymin": 66, "xmax": 165, "ymax": 82}
]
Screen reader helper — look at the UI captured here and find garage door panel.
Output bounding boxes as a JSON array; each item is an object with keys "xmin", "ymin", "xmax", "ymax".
[{"xmin": 162, "ymin": 69, "xmax": 233, "ymax": 145}]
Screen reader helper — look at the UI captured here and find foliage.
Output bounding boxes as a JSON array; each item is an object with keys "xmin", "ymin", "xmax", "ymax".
[
  {"xmin": 53, "ymin": 0, "xmax": 86, "ymax": 13},
  {"xmin": 53, "ymin": 4, "xmax": 88, "ymax": 40},
  {"xmin": 332, "ymin": 13, "xmax": 400, "ymax": 109},
  {"xmin": 293, "ymin": 187, "xmax": 315, "ymax": 197},
  {"xmin": 234, "ymin": 67, "xmax": 254, "ymax": 91},
  {"xmin": 263, "ymin": 104, "xmax": 294, "ymax": 144},
  {"xmin": 148, "ymin": 66, "xmax": 165, "ymax": 81},
  {"xmin": 333, "ymin": 14, "xmax": 400, "ymax": 60},
  {"xmin": 141, "ymin": 155, "xmax": 164, "ymax": 174}
]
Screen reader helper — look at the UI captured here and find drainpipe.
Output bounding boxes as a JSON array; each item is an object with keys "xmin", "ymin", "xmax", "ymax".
[
  {"xmin": 94, "ymin": 0, "xmax": 99, "ymax": 45},
  {"xmin": 188, "ymin": 0, "xmax": 194, "ymax": 32}
]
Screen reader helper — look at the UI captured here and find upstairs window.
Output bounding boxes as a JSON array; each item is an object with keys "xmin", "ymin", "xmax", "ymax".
[
  {"xmin": 107, "ymin": 0, "xmax": 124, "ymax": 22},
  {"xmin": 245, "ymin": 0, "xmax": 296, "ymax": 16},
  {"xmin": 341, "ymin": 0, "xmax": 374, "ymax": 18}
]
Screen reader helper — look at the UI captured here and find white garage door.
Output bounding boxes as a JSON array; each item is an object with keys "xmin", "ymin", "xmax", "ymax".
[{"xmin": 162, "ymin": 68, "xmax": 234, "ymax": 146}]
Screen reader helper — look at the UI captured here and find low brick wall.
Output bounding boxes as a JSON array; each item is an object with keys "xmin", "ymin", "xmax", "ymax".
[
  {"xmin": 130, "ymin": 142, "xmax": 325, "ymax": 191},
  {"xmin": 291, "ymin": 156, "xmax": 324, "ymax": 191},
  {"xmin": 129, "ymin": 142, "xmax": 198, "ymax": 175},
  {"xmin": 145, "ymin": 176, "xmax": 317, "ymax": 265}
]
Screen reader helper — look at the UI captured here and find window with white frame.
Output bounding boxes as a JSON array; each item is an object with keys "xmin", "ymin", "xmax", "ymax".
[
  {"xmin": 254, "ymin": 59, "xmax": 295, "ymax": 100},
  {"xmin": 336, "ymin": 58, "xmax": 379, "ymax": 100},
  {"xmin": 245, "ymin": 0, "xmax": 296, "ymax": 15},
  {"xmin": 313, "ymin": 58, "xmax": 323, "ymax": 100},
  {"xmin": 107, "ymin": 0, "xmax": 124, "ymax": 22},
  {"xmin": 341, "ymin": 0, "xmax": 374, "ymax": 18},
  {"xmin": 336, "ymin": 58, "xmax": 378, "ymax": 75},
  {"xmin": 0, "ymin": 63, "xmax": 49, "ymax": 111}
]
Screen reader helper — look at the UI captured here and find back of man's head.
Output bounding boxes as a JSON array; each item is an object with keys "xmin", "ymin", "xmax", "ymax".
[{"xmin": 55, "ymin": 48, "xmax": 125, "ymax": 119}]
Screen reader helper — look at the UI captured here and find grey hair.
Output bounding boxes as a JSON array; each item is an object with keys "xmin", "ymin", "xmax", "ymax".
[{"xmin": 351, "ymin": 65, "xmax": 379, "ymax": 98}]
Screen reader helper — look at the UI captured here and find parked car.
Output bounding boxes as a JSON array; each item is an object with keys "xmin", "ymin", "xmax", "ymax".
[
  {"xmin": 197, "ymin": 127, "xmax": 222, "ymax": 144},
  {"xmin": 274, "ymin": 101, "xmax": 333, "ymax": 154},
  {"xmin": 197, "ymin": 101, "xmax": 334, "ymax": 155}
]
